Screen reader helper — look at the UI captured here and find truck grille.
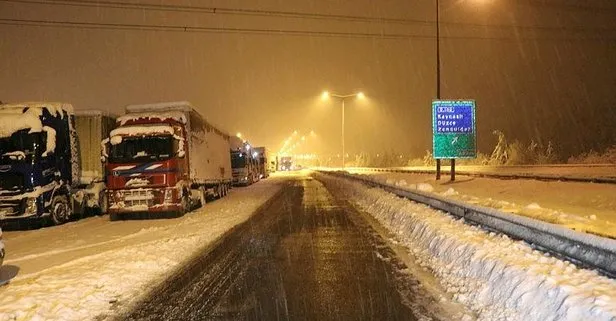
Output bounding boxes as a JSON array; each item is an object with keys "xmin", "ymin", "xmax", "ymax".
[
  {"xmin": 123, "ymin": 189, "xmax": 155, "ymax": 208},
  {"xmin": 0, "ymin": 173, "xmax": 23, "ymax": 191},
  {"xmin": 0, "ymin": 199, "xmax": 24, "ymax": 218}
]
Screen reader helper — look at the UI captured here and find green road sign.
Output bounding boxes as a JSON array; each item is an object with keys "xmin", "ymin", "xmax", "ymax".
[{"xmin": 432, "ymin": 100, "xmax": 476, "ymax": 159}]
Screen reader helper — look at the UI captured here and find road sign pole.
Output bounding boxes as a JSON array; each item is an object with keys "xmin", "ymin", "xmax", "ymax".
[
  {"xmin": 436, "ymin": 159, "xmax": 441, "ymax": 180},
  {"xmin": 450, "ymin": 158, "xmax": 455, "ymax": 181}
]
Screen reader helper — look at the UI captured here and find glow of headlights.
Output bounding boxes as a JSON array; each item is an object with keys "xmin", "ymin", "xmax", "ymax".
[{"xmin": 25, "ymin": 198, "xmax": 37, "ymax": 215}]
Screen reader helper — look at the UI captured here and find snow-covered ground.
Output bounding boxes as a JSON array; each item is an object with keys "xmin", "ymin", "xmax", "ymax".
[
  {"xmin": 0, "ymin": 178, "xmax": 285, "ymax": 321},
  {"xmin": 346, "ymin": 170, "xmax": 616, "ymax": 239},
  {"xmin": 350, "ymin": 164, "xmax": 616, "ymax": 181},
  {"xmin": 319, "ymin": 173, "xmax": 616, "ymax": 321}
]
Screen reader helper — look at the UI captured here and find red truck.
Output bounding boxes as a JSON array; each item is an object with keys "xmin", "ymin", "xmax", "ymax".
[{"xmin": 101, "ymin": 102, "xmax": 232, "ymax": 219}]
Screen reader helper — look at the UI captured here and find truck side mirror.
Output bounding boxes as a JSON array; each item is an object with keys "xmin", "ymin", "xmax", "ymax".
[
  {"xmin": 100, "ymin": 138, "xmax": 109, "ymax": 163},
  {"xmin": 42, "ymin": 126, "xmax": 57, "ymax": 157}
]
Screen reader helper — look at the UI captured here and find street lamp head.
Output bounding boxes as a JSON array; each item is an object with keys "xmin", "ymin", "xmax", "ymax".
[
  {"xmin": 321, "ymin": 91, "xmax": 330, "ymax": 101},
  {"xmin": 236, "ymin": 132, "xmax": 242, "ymax": 138},
  {"xmin": 357, "ymin": 92, "xmax": 366, "ymax": 100}
]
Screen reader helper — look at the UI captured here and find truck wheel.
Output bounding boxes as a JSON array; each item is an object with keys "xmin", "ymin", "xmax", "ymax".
[
  {"xmin": 216, "ymin": 184, "xmax": 223, "ymax": 199},
  {"xmin": 180, "ymin": 193, "xmax": 190, "ymax": 214},
  {"xmin": 51, "ymin": 195, "xmax": 70, "ymax": 225},
  {"xmin": 100, "ymin": 193, "xmax": 108, "ymax": 215},
  {"xmin": 93, "ymin": 192, "xmax": 108, "ymax": 216},
  {"xmin": 199, "ymin": 186, "xmax": 208, "ymax": 206}
]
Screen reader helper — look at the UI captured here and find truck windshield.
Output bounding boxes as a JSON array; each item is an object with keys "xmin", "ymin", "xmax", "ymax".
[
  {"xmin": 109, "ymin": 136, "xmax": 174, "ymax": 163},
  {"xmin": 0, "ymin": 129, "xmax": 41, "ymax": 164},
  {"xmin": 231, "ymin": 152, "xmax": 247, "ymax": 168}
]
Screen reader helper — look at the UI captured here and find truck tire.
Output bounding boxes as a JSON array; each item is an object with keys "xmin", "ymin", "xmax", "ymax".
[
  {"xmin": 180, "ymin": 191, "xmax": 190, "ymax": 215},
  {"xmin": 198, "ymin": 186, "xmax": 207, "ymax": 207},
  {"xmin": 216, "ymin": 184, "xmax": 223, "ymax": 199},
  {"xmin": 100, "ymin": 192, "xmax": 108, "ymax": 215},
  {"xmin": 92, "ymin": 192, "xmax": 108, "ymax": 216},
  {"xmin": 51, "ymin": 195, "xmax": 70, "ymax": 225}
]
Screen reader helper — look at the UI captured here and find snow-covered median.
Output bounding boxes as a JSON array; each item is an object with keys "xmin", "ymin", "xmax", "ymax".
[
  {"xmin": 319, "ymin": 174, "xmax": 616, "ymax": 321},
  {"xmin": 0, "ymin": 180, "xmax": 284, "ymax": 321}
]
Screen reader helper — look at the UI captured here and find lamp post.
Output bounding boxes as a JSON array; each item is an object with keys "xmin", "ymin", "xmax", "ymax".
[
  {"xmin": 435, "ymin": 0, "xmax": 443, "ymax": 180},
  {"xmin": 322, "ymin": 91, "xmax": 365, "ymax": 168}
]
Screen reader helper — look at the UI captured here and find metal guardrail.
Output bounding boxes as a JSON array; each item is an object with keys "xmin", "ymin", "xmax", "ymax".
[
  {"xmin": 345, "ymin": 166, "xmax": 616, "ymax": 184},
  {"xmin": 321, "ymin": 171, "xmax": 616, "ymax": 278}
]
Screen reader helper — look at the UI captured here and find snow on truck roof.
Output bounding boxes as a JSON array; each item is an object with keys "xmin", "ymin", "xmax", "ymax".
[
  {"xmin": 125, "ymin": 101, "xmax": 193, "ymax": 113},
  {"xmin": 109, "ymin": 124, "xmax": 176, "ymax": 145},
  {"xmin": 120, "ymin": 101, "xmax": 231, "ymax": 138},
  {"xmin": 117, "ymin": 111, "xmax": 188, "ymax": 126},
  {"xmin": 0, "ymin": 113, "xmax": 43, "ymax": 138},
  {"xmin": 0, "ymin": 102, "xmax": 74, "ymax": 116},
  {"xmin": 0, "ymin": 102, "xmax": 73, "ymax": 138},
  {"xmin": 75, "ymin": 109, "xmax": 114, "ymax": 117}
]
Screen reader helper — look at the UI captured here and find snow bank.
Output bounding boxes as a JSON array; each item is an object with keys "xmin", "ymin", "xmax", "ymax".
[
  {"xmin": 320, "ymin": 175, "xmax": 616, "ymax": 321},
  {"xmin": 0, "ymin": 180, "xmax": 284, "ymax": 321}
]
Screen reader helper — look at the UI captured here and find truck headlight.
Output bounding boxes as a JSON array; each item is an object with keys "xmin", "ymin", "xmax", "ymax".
[
  {"xmin": 25, "ymin": 198, "xmax": 38, "ymax": 215},
  {"xmin": 164, "ymin": 189, "xmax": 173, "ymax": 203}
]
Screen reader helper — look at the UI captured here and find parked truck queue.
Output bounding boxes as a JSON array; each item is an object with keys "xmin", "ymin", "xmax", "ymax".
[{"xmin": 0, "ymin": 101, "xmax": 268, "ymax": 227}]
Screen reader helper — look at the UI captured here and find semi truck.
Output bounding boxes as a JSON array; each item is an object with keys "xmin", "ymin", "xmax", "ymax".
[
  {"xmin": 279, "ymin": 156, "xmax": 293, "ymax": 171},
  {"xmin": 0, "ymin": 102, "xmax": 113, "ymax": 225},
  {"xmin": 102, "ymin": 101, "xmax": 232, "ymax": 218},
  {"xmin": 253, "ymin": 147, "xmax": 271, "ymax": 179},
  {"xmin": 230, "ymin": 137, "xmax": 259, "ymax": 186}
]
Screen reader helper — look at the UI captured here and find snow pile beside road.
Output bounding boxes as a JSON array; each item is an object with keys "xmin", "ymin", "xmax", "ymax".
[
  {"xmin": 322, "ymin": 175, "xmax": 616, "ymax": 321},
  {"xmin": 0, "ymin": 181, "xmax": 284, "ymax": 321},
  {"xmin": 367, "ymin": 174, "xmax": 616, "ymax": 237}
]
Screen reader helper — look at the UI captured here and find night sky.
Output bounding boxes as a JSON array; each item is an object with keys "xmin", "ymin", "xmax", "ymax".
[{"xmin": 1, "ymin": 0, "xmax": 615, "ymax": 158}]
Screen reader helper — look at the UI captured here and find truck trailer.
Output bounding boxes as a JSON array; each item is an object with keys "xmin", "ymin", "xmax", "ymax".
[
  {"xmin": 102, "ymin": 101, "xmax": 232, "ymax": 218},
  {"xmin": 0, "ymin": 102, "xmax": 113, "ymax": 225},
  {"xmin": 253, "ymin": 147, "xmax": 271, "ymax": 179},
  {"xmin": 75, "ymin": 110, "xmax": 116, "ymax": 214}
]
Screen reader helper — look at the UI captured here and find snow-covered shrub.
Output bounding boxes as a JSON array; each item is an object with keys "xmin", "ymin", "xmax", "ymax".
[{"xmin": 568, "ymin": 145, "xmax": 616, "ymax": 164}]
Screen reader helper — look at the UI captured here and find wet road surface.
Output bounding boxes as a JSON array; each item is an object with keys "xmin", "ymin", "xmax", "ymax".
[{"xmin": 122, "ymin": 176, "xmax": 431, "ymax": 321}]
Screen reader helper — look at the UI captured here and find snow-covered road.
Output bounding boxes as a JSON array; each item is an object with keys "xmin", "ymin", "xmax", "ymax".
[
  {"xmin": 318, "ymin": 173, "xmax": 616, "ymax": 321},
  {"xmin": 0, "ymin": 177, "xmax": 285, "ymax": 321}
]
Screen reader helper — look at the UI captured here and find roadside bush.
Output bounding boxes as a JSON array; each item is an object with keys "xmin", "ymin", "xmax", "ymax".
[{"xmin": 568, "ymin": 146, "xmax": 616, "ymax": 164}]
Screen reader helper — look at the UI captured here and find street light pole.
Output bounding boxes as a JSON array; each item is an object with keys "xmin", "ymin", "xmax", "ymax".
[
  {"xmin": 342, "ymin": 98, "xmax": 345, "ymax": 168},
  {"xmin": 435, "ymin": 0, "xmax": 442, "ymax": 180},
  {"xmin": 322, "ymin": 91, "xmax": 365, "ymax": 169}
]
